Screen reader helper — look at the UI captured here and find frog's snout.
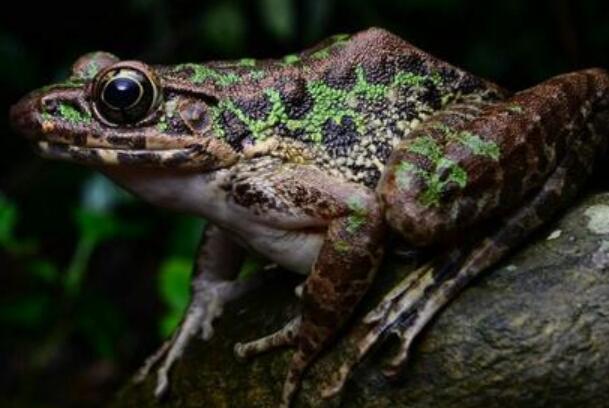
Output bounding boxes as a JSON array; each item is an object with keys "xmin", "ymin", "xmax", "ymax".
[{"xmin": 10, "ymin": 92, "xmax": 42, "ymax": 140}]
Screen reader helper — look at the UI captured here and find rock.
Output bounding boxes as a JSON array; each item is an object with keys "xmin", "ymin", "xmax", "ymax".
[{"xmin": 111, "ymin": 192, "xmax": 609, "ymax": 408}]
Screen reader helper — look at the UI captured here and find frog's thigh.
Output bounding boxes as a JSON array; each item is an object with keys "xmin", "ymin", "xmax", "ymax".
[
  {"xmin": 377, "ymin": 100, "xmax": 493, "ymax": 246},
  {"xmin": 324, "ymin": 148, "xmax": 593, "ymax": 396}
]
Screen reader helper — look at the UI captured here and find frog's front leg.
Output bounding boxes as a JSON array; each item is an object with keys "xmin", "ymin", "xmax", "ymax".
[
  {"xmin": 134, "ymin": 225, "xmax": 257, "ymax": 396},
  {"xmin": 229, "ymin": 163, "xmax": 385, "ymax": 407}
]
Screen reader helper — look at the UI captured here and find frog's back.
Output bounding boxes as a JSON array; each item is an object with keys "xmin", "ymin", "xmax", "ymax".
[{"xmin": 160, "ymin": 28, "xmax": 506, "ymax": 187}]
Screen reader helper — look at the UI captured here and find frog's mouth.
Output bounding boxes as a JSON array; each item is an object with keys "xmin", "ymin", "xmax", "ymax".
[{"xmin": 34, "ymin": 140, "xmax": 221, "ymax": 170}]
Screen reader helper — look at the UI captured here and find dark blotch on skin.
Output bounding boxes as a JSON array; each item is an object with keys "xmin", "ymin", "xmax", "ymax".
[
  {"xmin": 280, "ymin": 78, "xmax": 314, "ymax": 120},
  {"xmin": 498, "ymin": 143, "xmax": 528, "ymax": 209},
  {"xmin": 363, "ymin": 57, "xmax": 395, "ymax": 85},
  {"xmin": 323, "ymin": 116, "xmax": 359, "ymax": 157},
  {"xmin": 117, "ymin": 151, "xmax": 162, "ymax": 166},
  {"xmin": 395, "ymin": 93, "xmax": 424, "ymax": 121},
  {"xmin": 421, "ymin": 80, "xmax": 443, "ymax": 109},
  {"xmin": 168, "ymin": 115, "xmax": 193, "ymax": 135},
  {"xmin": 458, "ymin": 74, "xmax": 485, "ymax": 94},
  {"xmin": 220, "ymin": 110, "xmax": 252, "ymax": 151},
  {"xmin": 439, "ymin": 67, "xmax": 460, "ymax": 86},
  {"xmin": 363, "ymin": 168, "xmax": 382, "ymax": 187},
  {"xmin": 376, "ymin": 141, "xmax": 394, "ymax": 163},
  {"xmin": 234, "ymin": 96, "xmax": 272, "ymax": 121},
  {"xmin": 323, "ymin": 66, "xmax": 357, "ymax": 90},
  {"xmin": 107, "ymin": 135, "xmax": 146, "ymax": 149},
  {"xmin": 397, "ymin": 53, "xmax": 429, "ymax": 76}
]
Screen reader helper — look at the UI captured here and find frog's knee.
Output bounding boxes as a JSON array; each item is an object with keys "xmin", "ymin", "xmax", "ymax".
[{"xmin": 379, "ymin": 172, "xmax": 450, "ymax": 247}]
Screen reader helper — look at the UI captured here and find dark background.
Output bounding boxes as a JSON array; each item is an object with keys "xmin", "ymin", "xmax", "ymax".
[{"xmin": 1, "ymin": 0, "xmax": 608, "ymax": 407}]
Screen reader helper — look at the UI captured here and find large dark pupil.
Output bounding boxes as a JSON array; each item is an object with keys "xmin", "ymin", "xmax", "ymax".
[{"xmin": 104, "ymin": 78, "xmax": 140, "ymax": 109}]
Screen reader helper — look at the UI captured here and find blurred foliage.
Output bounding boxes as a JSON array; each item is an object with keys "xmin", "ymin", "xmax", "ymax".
[{"xmin": 1, "ymin": 0, "xmax": 608, "ymax": 407}]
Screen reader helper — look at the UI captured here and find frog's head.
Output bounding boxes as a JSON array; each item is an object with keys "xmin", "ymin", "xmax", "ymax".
[{"xmin": 10, "ymin": 52, "xmax": 237, "ymax": 171}]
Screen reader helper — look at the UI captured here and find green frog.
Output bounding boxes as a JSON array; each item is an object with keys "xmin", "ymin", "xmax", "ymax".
[{"xmin": 10, "ymin": 27, "xmax": 609, "ymax": 407}]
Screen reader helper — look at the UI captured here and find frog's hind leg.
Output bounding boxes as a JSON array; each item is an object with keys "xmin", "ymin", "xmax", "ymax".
[
  {"xmin": 132, "ymin": 225, "xmax": 260, "ymax": 397},
  {"xmin": 323, "ymin": 147, "xmax": 596, "ymax": 397}
]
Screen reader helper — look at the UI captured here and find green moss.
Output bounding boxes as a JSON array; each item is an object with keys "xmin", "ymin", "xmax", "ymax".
[{"xmin": 58, "ymin": 103, "xmax": 91, "ymax": 124}]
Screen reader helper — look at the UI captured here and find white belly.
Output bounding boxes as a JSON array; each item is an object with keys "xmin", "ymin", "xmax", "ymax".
[{"xmin": 102, "ymin": 167, "xmax": 324, "ymax": 274}]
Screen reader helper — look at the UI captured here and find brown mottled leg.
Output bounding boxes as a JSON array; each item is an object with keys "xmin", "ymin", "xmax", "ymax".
[
  {"xmin": 233, "ymin": 188, "xmax": 385, "ymax": 407},
  {"xmin": 284, "ymin": 207, "xmax": 385, "ymax": 406},
  {"xmin": 323, "ymin": 150, "xmax": 591, "ymax": 397}
]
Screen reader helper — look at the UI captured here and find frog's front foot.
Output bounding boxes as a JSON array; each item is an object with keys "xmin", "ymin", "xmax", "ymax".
[{"xmin": 133, "ymin": 277, "xmax": 258, "ymax": 397}]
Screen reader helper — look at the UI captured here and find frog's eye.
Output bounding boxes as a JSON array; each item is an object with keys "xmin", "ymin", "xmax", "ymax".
[{"xmin": 94, "ymin": 67, "xmax": 160, "ymax": 125}]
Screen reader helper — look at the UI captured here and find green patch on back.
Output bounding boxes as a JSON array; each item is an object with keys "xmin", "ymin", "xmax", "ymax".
[
  {"xmin": 282, "ymin": 54, "xmax": 301, "ymax": 65},
  {"xmin": 175, "ymin": 64, "xmax": 241, "ymax": 87},
  {"xmin": 210, "ymin": 62, "xmax": 445, "ymax": 145},
  {"xmin": 238, "ymin": 58, "xmax": 257, "ymax": 67},
  {"xmin": 58, "ymin": 103, "xmax": 91, "ymax": 125},
  {"xmin": 310, "ymin": 33, "xmax": 350, "ymax": 60},
  {"xmin": 250, "ymin": 70, "xmax": 266, "ymax": 81}
]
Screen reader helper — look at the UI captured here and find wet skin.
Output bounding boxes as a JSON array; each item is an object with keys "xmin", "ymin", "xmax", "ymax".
[{"xmin": 10, "ymin": 27, "xmax": 609, "ymax": 407}]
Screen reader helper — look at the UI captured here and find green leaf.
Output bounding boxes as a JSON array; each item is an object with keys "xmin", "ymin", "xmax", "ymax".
[
  {"xmin": 74, "ymin": 208, "xmax": 137, "ymax": 243},
  {"xmin": 199, "ymin": 3, "xmax": 246, "ymax": 53},
  {"xmin": 238, "ymin": 253, "xmax": 267, "ymax": 281},
  {"xmin": 166, "ymin": 217, "xmax": 206, "ymax": 258},
  {"xmin": 0, "ymin": 294, "xmax": 51, "ymax": 328},
  {"xmin": 65, "ymin": 208, "xmax": 146, "ymax": 296},
  {"xmin": 158, "ymin": 257, "xmax": 192, "ymax": 310},
  {"xmin": 27, "ymin": 259, "xmax": 60, "ymax": 284},
  {"xmin": 158, "ymin": 257, "xmax": 192, "ymax": 337},
  {"xmin": 0, "ymin": 194, "xmax": 17, "ymax": 248},
  {"xmin": 81, "ymin": 174, "xmax": 134, "ymax": 213},
  {"xmin": 76, "ymin": 294, "xmax": 125, "ymax": 358},
  {"xmin": 260, "ymin": 0, "xmax": 296, "ymax": 41}
]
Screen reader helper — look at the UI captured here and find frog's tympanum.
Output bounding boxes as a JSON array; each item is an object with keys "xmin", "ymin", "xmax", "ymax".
[{"xmin": 10, "ymin": 28, "xmax": 609, "ymax": 406}]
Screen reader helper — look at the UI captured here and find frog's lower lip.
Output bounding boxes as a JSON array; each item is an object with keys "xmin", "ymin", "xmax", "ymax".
[{"xmin": 35, "ymin": 141, "xmax": 207, "ymax": 169}]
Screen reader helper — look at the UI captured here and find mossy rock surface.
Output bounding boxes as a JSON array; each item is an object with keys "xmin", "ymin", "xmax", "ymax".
[{"xmin": 112, "ymin": 193, "xmax": 609, "ymax": 408}]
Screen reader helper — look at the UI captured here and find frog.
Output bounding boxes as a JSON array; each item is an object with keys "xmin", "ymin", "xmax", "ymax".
[{"xmin": 10, "ymin": 27, "xmax": 609, "ymax": 407}]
